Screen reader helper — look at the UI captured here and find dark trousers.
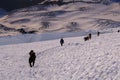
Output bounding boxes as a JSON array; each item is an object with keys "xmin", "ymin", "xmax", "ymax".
[{"xmin": 29, "ymin": 57, "xmax": 35, "ymax": 67}]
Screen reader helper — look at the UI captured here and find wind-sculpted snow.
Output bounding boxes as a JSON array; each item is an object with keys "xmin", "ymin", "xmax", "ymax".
[
  {"xmin": 0, "ymin": 31, "xmax": 120, "ymax": 80},
  {"xmin": 0, "ymin": 2, "xmax": 119, "ymax": 36},
  {"xmin": 94, "ymin": 19, "xmax": 120, "ymax": 29}
]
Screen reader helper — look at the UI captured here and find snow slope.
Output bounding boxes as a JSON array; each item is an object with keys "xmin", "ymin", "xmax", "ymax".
[
  {"xmin": 0, "ymin": 27, "xmax": 115, "ymax": 45},
  {"xmin": 0, "ymin": 1, "xmax": 120, "ymax": 80},
  {"xmin": 0, "ymin": 30, "xmax": 120, "ymax": 80},
  {"xmin": 0, "ymin": 2, "xmax": 119, "ymax": 36},
  {"xmin": 0, "ymin": 30, "xmax": 95, "ymax": 45}
]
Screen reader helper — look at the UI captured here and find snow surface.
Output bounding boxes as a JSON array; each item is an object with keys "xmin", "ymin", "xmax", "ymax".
[
  {"xmin": 0, "ymin": 1, "xmax": 120, "ymax": 80},
  {"xmin": 0, "ymin": 2, "xmax": 119, "ymax": 36},
  {"xmin": 0, "ymin": 28, "xmax": 114, "ymax": 45},
  {"xmin": 0, "ymin": 29, "xmax": 120, "ymax": 80}
]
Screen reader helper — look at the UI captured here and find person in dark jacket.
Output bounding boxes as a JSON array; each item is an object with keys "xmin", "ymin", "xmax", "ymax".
[
  {"xmin": 97, "ymin": 31, "xmax": 100, "ymax": 36},
  {"xmin": 29, "ymin": 50, "xmax": 36, "ymax": 67},
  {"xmin": 88, "ymin": 33, "xmax": 92, "ymax": 39},
  {"xmin": 60, "ymin": 38, "xmax": 64, "ymax": 46}
]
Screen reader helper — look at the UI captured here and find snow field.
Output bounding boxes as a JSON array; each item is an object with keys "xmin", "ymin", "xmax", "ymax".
[
  {"xmin": 0, "ymin": 31, "xmax": 120, "ymax": 80},
  {"xmin": 0, "ymin": 2, "xmax": 119, "ymax": 36}
]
